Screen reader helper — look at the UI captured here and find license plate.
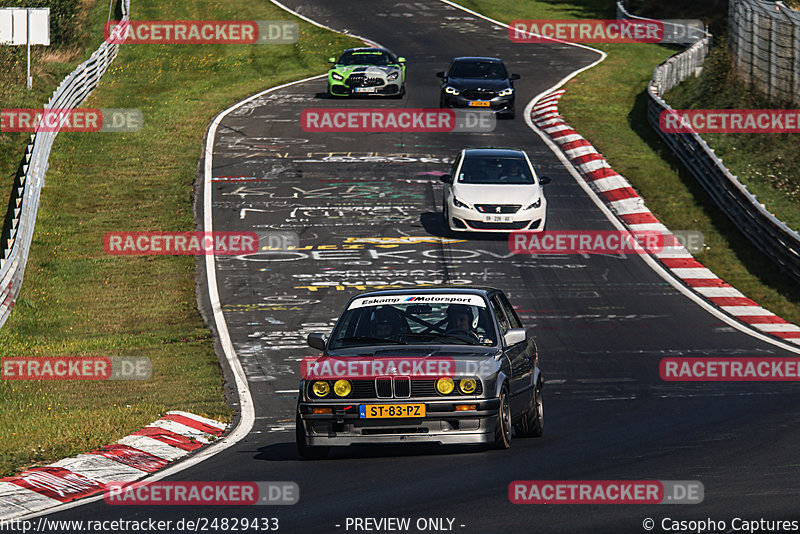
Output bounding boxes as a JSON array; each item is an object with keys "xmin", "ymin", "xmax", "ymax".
[
  {"xmin": 484, "ymin": 215, "xmax": 512, "ymax": 222},
  {"xmin": 468, "ymin": 101, "xmax": 491, "ymax": 107},
  {"xmin": 359, "ymin": 404, "xmax": 425, "ymax": 418},
  {"xmin": 354, "ymin": 87, "xmax": 378, "ymax": 93}
]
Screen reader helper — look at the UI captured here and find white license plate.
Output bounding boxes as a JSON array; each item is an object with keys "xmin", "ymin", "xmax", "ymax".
[
  {"xmin": 484, "ymin": 215, "xmax": 512, "ymax": 222},
  {"xmin": 354, "ymin": 87, "xmax": 378, "ymax": 93}
]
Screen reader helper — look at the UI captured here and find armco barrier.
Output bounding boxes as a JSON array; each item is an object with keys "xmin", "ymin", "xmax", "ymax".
[
  {"xmin": 0, "ymin": 1, "xmax": 130, "ymax": 329},
  {"xmin": 618, "ymin": 2, "xmax": 800, "ymax": 283},
  {"xmin": 730, "ymin": 0, "xmax": 800, "ymax": 107}
]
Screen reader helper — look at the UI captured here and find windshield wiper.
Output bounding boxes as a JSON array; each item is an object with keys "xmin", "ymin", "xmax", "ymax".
[{"xmin": 335, "ymin": 336, "xmax": 406, "ymax": 345}]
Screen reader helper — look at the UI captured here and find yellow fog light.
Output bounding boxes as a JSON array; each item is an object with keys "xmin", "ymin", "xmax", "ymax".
[
  {"xmin": 312, "ymin": 381, "xmax": 330, "ymax": 397},
  {"xmin": 436, "ymin": 377, "xmax": 455, "ymax": 395},
  {"xmin": 459, "ymin": 378, "xmax": 477, "ymax": 394},
  {"xmin": 333, "ymin": 379, "xmax": 352, "ymax": 397}
]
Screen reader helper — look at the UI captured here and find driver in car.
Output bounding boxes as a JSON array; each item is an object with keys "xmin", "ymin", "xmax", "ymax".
[{"xmin": 445, "ymin": 304, "xmax": 479, "ymax": 342}]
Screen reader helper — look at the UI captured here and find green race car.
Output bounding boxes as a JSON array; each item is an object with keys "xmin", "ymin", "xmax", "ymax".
[{"xmin": 328, "ymin": 47, "xmax": 406, "ymax": 98}]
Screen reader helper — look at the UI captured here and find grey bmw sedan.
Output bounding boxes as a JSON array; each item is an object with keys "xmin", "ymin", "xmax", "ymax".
[{"xmin": 296, "ymin": 287, "xmax": 543, "ymax": 459}]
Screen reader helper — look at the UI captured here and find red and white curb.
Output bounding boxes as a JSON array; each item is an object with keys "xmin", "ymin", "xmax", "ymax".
[
  {"xmin": 531, "ymin": 90, "xmax": 800, "ymax": 346},
  {"xmin": 0, "ymin": 411, "xmax": 227, "ymax": 519}
]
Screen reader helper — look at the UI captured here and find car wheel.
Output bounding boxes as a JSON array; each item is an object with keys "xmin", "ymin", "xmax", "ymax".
[
  {"xmin": 493, "ymin": 386, "xmax": 512, "ymax": 449},
  {"xmin": 439, "ymin": 96, "xmax": 447, "ymax": 108},
  {"xmin": 515, "ymin": 382, "xmax": 543, "ymax": 438},
  {"xmin": 442, "ymin": 200, "xmax": 453, "ymax": 236},
  {"xmin": 296, "ymin": 411, "xmax": 329, "ymax": 460}
]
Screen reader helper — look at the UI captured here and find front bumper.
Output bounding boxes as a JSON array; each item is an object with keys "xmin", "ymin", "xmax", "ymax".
[
  {"xmin": 447, "ymin": 199, "xmax": 546, "ymax": 233},
  {"xmin": 329, "ymin": 77, "xmax": 402, "ymax": 97},
  {"xmin": 298, "ymin": 398, "xmax": 500, "ymax": 446},
  {"xmin": 441, "ymin": 93, "xmax": 514, "ymax": 113}
]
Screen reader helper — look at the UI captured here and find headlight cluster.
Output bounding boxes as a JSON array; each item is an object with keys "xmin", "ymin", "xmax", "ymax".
[
  {"xmin": 311, "ymin": 379, "xmax": 351, "ymax": 398},
  {"xmin": 498, "ymin": 87, "xmax": 514, "ymax": 97},
  {"xmin": 524, "ymin": 197, "xmax": 541, "ymax": 210},
  {"xmin": 387, "ymin": 72, "xmax": 399, "ymax": 81},
  {"xmin": 436, "ymin": 377, "xmax": 479, "ymax": 395},
  {"xmin": 331, "ymin": 72, "xmax": 344, "ymax": 81},
  {"xmin": 445, "ymin": 86, "xmax": 460, "ymax": 95},
  {"xmin": 452, "ymin": 196, "xmax": 469, "ymax": 209}
]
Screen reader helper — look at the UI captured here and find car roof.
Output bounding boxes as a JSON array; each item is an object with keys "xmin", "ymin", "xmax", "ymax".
[
  {"xmin": 452, "ymin": 56, "xmax": 503, "ymax": 63},
  {"xmin": 343, "ymin": 47, "xmax": 392, "ymax": 54},
  {"xmin": 350, "ymin": 286, "xmax": 502, "ymax": 299},
  {"xmin": 463, "ymin": 148, "xmax": 527, "ymax": 158}
]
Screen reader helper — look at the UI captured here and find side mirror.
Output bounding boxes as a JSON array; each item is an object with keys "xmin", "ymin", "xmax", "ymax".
[
  {"xmin": 307, "ymin": 333, "xmax": 328, "ymax": 351},
  {"xmin": 436, "ymin": 71, "xmax": 446, "ymax": 79},
  {"xmin": 510, "ymin": 73, "xmax": 521, "ymax": 80},
  {"xmin": 503, "ymin": 328, "xmax": 527, "ymax": 346},
  {"xmin": 398, "ymin": 57, "xmax": 407, "ymax": 63},
  {"xmin": 439, "ymin": 174, "xmax": 452, "ymax": 184},
  {"xmin": 538, "ymin": 176, "xmax": 551, "ymax": 185},
  {"xmin": 328, "ymin": 57, "xmax": 336, "ymax": 63}
]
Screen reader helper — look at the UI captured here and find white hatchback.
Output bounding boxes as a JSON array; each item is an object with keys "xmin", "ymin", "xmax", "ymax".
[{"xmin": 442, "ymin": 148, "xmax": 548, "ymax": 232}]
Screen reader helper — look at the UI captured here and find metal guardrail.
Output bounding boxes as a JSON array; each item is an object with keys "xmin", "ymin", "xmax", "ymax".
[
  {"xmin": 616, "ymin": 1, "xmax": 800, "ymax": 283},
  {"xmin": 730, "ymin": 0, "xmax": 800, "ymax": 106},
  {"xmin": 0, "ymin": 0, "xmax": 130, "ymax": 329}
]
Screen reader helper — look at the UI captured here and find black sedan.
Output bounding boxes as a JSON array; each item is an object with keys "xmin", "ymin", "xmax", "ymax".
[
  {"xmin": 437, "ymin": 57, "xmax": 519, "ymax": 119},
  {"xmin": 296, "ymin": 287, "xmax": 543, "ymax": 459}
]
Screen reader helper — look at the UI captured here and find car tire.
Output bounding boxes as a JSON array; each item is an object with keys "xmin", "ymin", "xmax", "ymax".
[
  {"xmin": 515, "ymin": 382, "xmax": 543, "ymax": 438},
  {"xmin": 493, "ymin": 386, "xmax": 512, "ymax": 449},
  {"xmin": 296, "ymin": 412, "xmax": 329, "ymax": 460},
  {"xmin": 439, "ymin": 96, "xmax": 447, "ymax": 108}
]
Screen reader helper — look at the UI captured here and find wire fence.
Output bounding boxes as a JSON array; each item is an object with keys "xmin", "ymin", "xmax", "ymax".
[
  {"xmin": 617, "ymin": 1, "xmax": 800, "ymax": 283},
  {"xmin": 730, "ymin": 0, "xmax": 800, "ymax": 105},
  {"xmin": 0, "ymin": 1, "xmax": 130, "ymax": 329}
]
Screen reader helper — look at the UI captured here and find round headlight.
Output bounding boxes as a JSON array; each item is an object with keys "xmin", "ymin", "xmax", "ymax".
[
  {"xmin": 333, "ymin": 379, "xmax": 352, "ymax": 397},
  {"xmin": 459, "ymin": 378, "xmax": 477, "ymax": 394},
  {"xmin": 436, "ymin": 377, "xmax": 455, "ymax": 395},
  {"xmin": 312, "ymin": 381, "xmax": 330, "ymax": 397}
]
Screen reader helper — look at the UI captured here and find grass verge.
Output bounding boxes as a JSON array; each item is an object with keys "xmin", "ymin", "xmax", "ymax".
[
  {"xmin": 0, "ymin": 0, "xmax": 359, "ymax": 477},
  {"xmin": 453, "ymin": 0, "xmax": 800, "ymax": 324}
]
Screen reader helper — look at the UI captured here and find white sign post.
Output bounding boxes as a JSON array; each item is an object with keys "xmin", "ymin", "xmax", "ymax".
[{"xmin": 0, "ymin": 8, "xmax": 50, "ymax": 89}]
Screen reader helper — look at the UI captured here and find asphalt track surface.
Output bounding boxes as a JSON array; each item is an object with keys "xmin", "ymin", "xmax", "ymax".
[{"xmin": 42, "ymin": 1, "xmax": 800, "ymax": 533}]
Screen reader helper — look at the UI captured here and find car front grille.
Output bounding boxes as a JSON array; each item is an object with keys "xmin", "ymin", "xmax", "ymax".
[
  {"xmin": 346, "ymin": 74, "xmax": 384, "ymax": 87},
  {"xmin": 475, "ymin": 204, "xmax": 520, "ymax": 214},
  {"xmin": 465, "ymin": 220, "xmax": 531, "ymax": 230},
  {"xmin": 461, "ymin": 89, "xmax": 497, "ymax": 100},
  {"xmin": 307, "ymin": 379, "xmax": 482, "ymax": 399}
]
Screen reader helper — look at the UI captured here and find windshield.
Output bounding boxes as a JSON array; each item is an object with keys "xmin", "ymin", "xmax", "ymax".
[
  {"xmin": 457, "ymin": 156, "xmax": 535, "ymax": 185},
  {"xmin": 338, "ymin": 50, "xmax": 395, "ymax": 66},
  {"xmin": 329, "ymin": 294, "xmax": 497, "ymax": 349},
  {"xmin": 449, "ymin": 60, "xmax": 508, "ymax": 79}
]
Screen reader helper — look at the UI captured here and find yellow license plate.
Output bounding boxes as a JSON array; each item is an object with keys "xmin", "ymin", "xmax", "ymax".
[
  {"xmin": 468, "ymin": 101, "xmax": 491, "ymax": 107},
  {"xmin": 359, "ymin": 404, "xmax": 425, "ymax": 418}
]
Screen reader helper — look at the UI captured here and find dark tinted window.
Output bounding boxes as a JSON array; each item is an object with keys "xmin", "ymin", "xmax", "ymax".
[
  {"xmin": 338, "ymin": 50, "xmax": 395, "ymax": 66},
  {"xmin": 490, "ymin": 296, "xmax": 510, "ymax": 335},
  {"xmin": 457, "ymin": 156, "xmax": 534, "ymax": 185},
  {"xmin": 498, "ymin": 294, "xmax": 522, "ymax": 329},
  {"xmin": 449, "ymin": 60, "xmax": 508, "ymax": 79}
]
